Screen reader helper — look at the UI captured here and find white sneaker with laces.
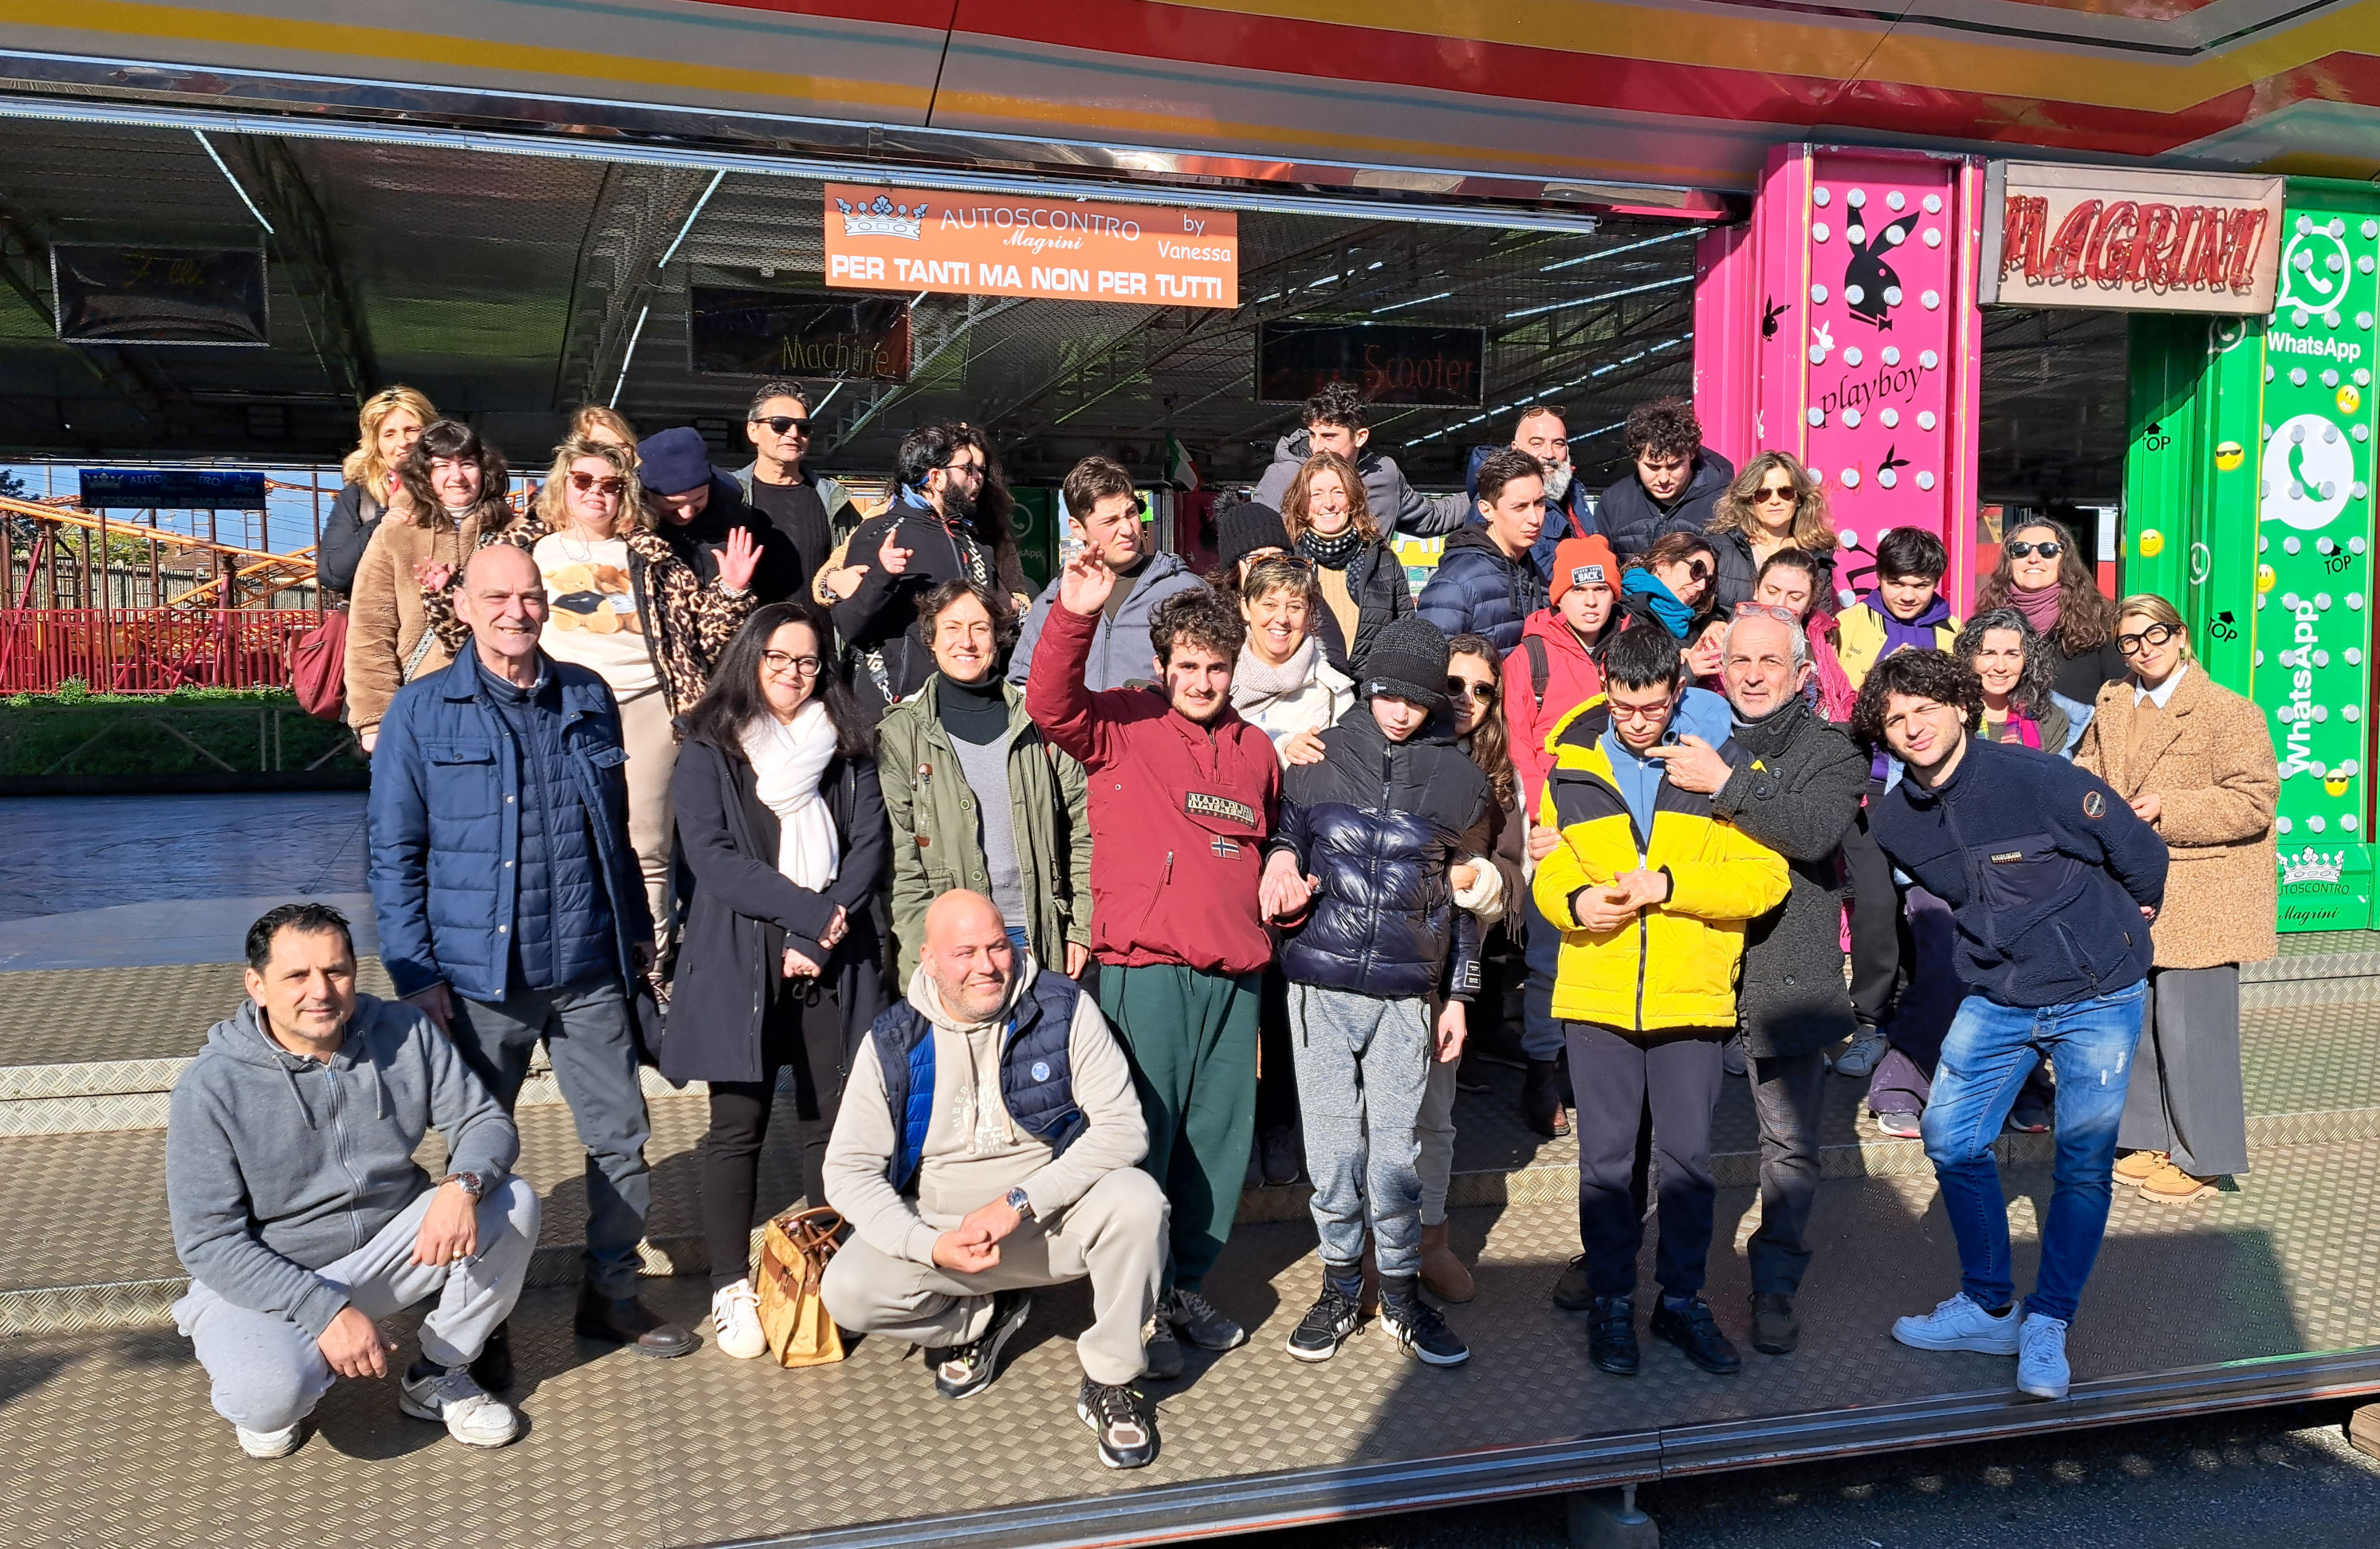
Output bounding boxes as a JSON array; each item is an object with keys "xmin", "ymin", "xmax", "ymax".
[
  {"xmin": 2016, "ymin": 1312, "xmax": 2071, "ymax": 1400},
  {"xmin": 1890, "ymin": 1291, "xmax": 2020, "ymax": 1354},
  {"xmin": 235, "ymin": 1421, "xmax": 305, "ymax": 1459},
  {"xmin": 399, "ymin": 1364, "xmax": 525, "ymax": 1448},
  {"xmin": 711, "ymin": 1278, "xmax": 769, "ymax": 1360}
]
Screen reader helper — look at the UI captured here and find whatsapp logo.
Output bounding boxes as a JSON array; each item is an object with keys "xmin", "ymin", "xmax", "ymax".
[{"xmin": 2261, "ymin": 413, "xmax": 2357, "ymax": 530}]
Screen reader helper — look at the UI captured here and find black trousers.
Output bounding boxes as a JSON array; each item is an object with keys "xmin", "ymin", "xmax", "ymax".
[
  {"xmin": 1745, "ymin": 1048, "xmax": 1828, "ymax": 1296},
  {"xmin": 1255, "ymin": 965, "xmax": 1298, "ymax": 1134},
  {"xmin": 702, "ymin": 976, "xmax": 852, "ymax": 1291},
  {"xmin": 1568, "ymin": 1021, "xmax": 1726, "ymax": 1299},
  {"xmin": 1840, "ymin": 807, "xmax": 1900, "ymax": 1028}
]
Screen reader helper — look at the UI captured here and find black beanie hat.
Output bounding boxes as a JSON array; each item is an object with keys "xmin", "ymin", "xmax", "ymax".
[
  {"xmin": 1359, "ymin": 616, "xmax": 1452, "ymax": 717},
  {"xmin": 1217, "ymin": 501, "xmax": 1292, "ymax": 571}
]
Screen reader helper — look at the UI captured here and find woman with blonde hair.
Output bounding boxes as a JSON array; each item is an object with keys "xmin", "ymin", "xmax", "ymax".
[
  {"xmin": 317, "ymin": 385, "xmax": 436, "ymax": 596},
  {"xmin": 1280, "ymin": 449, "xmax": 1412, "ymax": 676},
  {"xmin": 1705, "ymin": 450, "xmax": 1835, "ymax": 612},
  {"xmin": 518, "ymin": 434, "xmax": 761, "ymax": 947},
  {"xmin": 344, "ymin": 420, "xmax": 510, "ymax": 749},
  {"xmin": 2075, "ymin": 594, "xmax": 2277, "ymax": 1205},
  {"xmin": 571, "ymin": 404, "xmax": 638, "ymax": 453}
]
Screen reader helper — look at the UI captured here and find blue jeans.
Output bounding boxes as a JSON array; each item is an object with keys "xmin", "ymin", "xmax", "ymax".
[
  {"xmin": 1920, "ymin": 978, "xmax": 2146, "ymax": 1325},
  {"xmin": 1006, "ymin": 926, "xmax": 1031, "ymax": 963}
]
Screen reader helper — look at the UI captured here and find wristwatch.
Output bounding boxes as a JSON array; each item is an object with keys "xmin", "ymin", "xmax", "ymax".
[
  {"xmin": 442, "ymin": 1170, "xmax": 486, "ymax": 1201},
  {"xmin": 1004, "ymin": 1185, "xmax": 1036, "ymax": 1222}
]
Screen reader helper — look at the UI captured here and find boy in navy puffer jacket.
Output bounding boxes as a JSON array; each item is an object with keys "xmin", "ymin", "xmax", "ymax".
[{"xmin": 1259, "ymin": 619, "xmax": 1501, "ymax": 1369}]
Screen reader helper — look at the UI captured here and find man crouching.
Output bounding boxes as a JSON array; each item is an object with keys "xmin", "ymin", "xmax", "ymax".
[{"xmin": 823, "ymin": 890, "xmax": 1169, "ymax": 1468}]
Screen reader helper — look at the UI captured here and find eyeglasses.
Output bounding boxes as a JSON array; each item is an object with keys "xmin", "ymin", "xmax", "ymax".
[
  {"xmin": 1753, "ymin": 483, "xmax": 1798, "ymax": 502},
  {"xmin": 1447, "ymin": 676, "xmax": 1497, "ymax": 701},
  {"xmin": 761, "ymin": 650, "xmax": 824, "ymax": 678},
  {"xmin": 1733, "ymin": 602, "xmax": 1800, "ymax": 622},
  {"xmin": 2115, "ymin": 621, "xmax": 2179, "ymax": 656},
  {"xmin": 750, "ymin": 416, "xmax": 811, "ymax": 437},
  {"xmin": 1607, "ymin": 698, "xmax": 1674, "ymax": 724},
  {"xmin": 1251, "ymin": 553, "xmax": 1313, "ymax": 572},
  {"xmin": 568, "ymin": 472, "xmax": 627, "ymax": 497},
  {"xmin": 942, "ymin": 461, "xmax": 986, "ymax": 482},
  {"xmin": 2005, "ymin": 539, "xmax": 2063, "ymax": 560}
]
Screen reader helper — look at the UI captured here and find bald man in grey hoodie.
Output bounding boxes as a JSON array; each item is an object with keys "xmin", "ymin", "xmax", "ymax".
[{"xmin": 822, "ymin": 890, "xmax": 1168, "ymax": 1469}]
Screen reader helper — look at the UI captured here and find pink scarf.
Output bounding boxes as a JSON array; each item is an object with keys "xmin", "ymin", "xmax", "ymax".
[
  {"xmin": 2009, "ymin": 583, "xmax": 2063, "ymax": 638},
  {"xmin": 1805, "ymin": 610, "xmax": 1858, "ymax": 722}
]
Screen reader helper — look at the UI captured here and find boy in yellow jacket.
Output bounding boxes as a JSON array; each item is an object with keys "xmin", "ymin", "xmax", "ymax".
[{"xmin": 1533, "ymin": 624, "xmax": 1788, "ymax": 1380}]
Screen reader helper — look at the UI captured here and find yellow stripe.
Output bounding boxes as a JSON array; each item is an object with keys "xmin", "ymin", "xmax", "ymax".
[{"xmin": 0, "ymin": 0, "xmax": 936, "ymax": 111}]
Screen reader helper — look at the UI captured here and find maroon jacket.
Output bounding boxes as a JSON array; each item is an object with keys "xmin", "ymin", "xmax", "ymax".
[{"xmin": 1025, "ymin": 601, "xmax": 1278, "ymax": 976}]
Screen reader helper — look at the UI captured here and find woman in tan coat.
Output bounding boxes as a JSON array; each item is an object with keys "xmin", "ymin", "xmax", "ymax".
[
  {"xmin": 344, "ymin": 420, "xmax": 512, "ymax": 748},
  {"xmin": 2075, "ymin": 594, "xmax": 2277, "ymax": 1205}
]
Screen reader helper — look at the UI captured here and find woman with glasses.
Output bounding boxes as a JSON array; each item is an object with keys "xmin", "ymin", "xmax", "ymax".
[
  {"xmin": 1619, "ymin": 530, "xmax": 1717, "ymax": 640},
  {"xmin": 1705, "ymin": 452, "xmax": 1836, "ymax": 613},
  {"xmin": 1975, "ymin": 517, "xmax": 2125, "ymax": 702},
  {"xmin": 664, "ymin": 603, "xmax": 887, "ymax": 1358},
  {"xmin": 1954, "ymin": 607, "xmax": 2089, "ymax": 756},
  {"xmin": 2075, "ymin": 596, "xmax": 2276, "ymax": 1206},
  {"xmin": 1280, "ymin": 450, "xmax": 1413, "ymax": 676},
  {"xmin": 1228, "ymin": 553, "xmax": 1355, "ymax": 1188},
  {"xmin": 525, "ymin": 434, "xmax": 761, "ymax": 946},
  {"xmin": 317, "ymin": 385, "xmax": 436, "ymax": 597}
]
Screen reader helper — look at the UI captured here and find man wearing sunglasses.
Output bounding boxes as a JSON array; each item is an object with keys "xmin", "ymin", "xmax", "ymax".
[
  {"xmin": 832, "ymin": 423, "xmax": 1000, "ymax": 724},
  {"xmin": 735, "ymin": 380, "xmax": 855, "ymax": 598}
]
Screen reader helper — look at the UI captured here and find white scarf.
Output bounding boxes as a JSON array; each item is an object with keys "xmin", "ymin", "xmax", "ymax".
[{"xmin": 740, "ymin": 700, "xmax": 841, "ymax": 889}]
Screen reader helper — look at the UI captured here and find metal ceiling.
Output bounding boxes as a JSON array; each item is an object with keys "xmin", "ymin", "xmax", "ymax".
[{"xmin": 0, "ymin": 116, "xmax": 2123, "ymax": 498}]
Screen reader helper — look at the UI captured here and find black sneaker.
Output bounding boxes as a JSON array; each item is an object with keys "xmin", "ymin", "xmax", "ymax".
[
  {"xmin": 1076, "ymin": 1378, "xmax": 1157, "ymax": 1469},
  {"xmin": 1552, "ymin": 1255, "xmax": 1597, "ymax": 1312},
  {"xmin": 930, "ymin": 1290, "xmax": 1033, "ymax": 1399},
  {"xmin": 1749, "ymin": 1292, "xmax": 1799, "ymax": 1355},
  {"xmin": 1142, "ymin": 1315, "xmax": 1184, "ymax": 1381},
  {"xmin": 1164, "ymin": 1288, "xmax": 1248, "ymax": 1351},
  {"xmin": 1285, "ymin": 1283, "xmax": 1364, "ymax": 1363},
  {"xmin": 1650, "ymin": 1295, "xmax": 1742, "ymax": 1375},
  {"xmin": 1380, "ymin": 1295, "xmax": 1469, "ymax": 1367},
  {"xmin": 1587, "ymin": 1295, "xmax": 1638, "ymax": 1375}
]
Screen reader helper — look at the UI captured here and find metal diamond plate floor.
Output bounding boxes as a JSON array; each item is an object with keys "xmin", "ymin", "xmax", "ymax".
[{"xmin": 3, "ymin": 1133, "xmax": 2377, "ymax": 1549}]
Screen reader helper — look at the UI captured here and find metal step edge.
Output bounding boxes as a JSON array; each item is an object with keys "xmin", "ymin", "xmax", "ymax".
[
  {"xmin": 2240, "ymin": 973, "xmax": 2380, "ymax": 1008},
  {"xmin": 731, "ymin": 1348, "xmax": 2380, "ymax": 1549},
  {"xmin": 2244, "ymin": 948, "xmax": 2380, "ymax": 984}
]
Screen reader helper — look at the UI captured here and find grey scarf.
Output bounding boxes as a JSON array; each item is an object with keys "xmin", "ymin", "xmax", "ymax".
[{"xmin": 1231, "ymin": 635, "xmax": 1321, "ymax": 712}]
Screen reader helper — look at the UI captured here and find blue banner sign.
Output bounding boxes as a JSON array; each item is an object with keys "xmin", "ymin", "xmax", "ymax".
[{"xmin": 77, "ymin": 470, "xmax": 269, "ymax": 509}]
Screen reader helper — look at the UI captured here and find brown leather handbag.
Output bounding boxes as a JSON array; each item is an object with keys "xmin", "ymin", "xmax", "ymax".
[{"xmin": 754, "ymin": 1206, "xmax": 847, "ymax": 1367}]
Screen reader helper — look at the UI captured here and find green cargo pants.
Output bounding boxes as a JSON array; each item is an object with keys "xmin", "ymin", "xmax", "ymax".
[{"xmin": 1098, "ymin": 961, "xmax": 1261, "ymax": 1294}]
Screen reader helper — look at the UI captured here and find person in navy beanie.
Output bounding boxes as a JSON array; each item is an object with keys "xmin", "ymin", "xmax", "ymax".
[{"xmin": 639, "ymin": 426, "xmax": 802, "ymax": 603}]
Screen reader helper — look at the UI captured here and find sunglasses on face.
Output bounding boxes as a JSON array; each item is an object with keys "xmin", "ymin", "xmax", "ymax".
[
  {"xmin": 761, "ymin": 650, "xmax": 824, "ymax": 677},
  {"xmin": 1754, "ymin": 483, "xmax": 1797, "ymax": 501},
  {"xmin": 568, "ymin": 472, "xmax": 626, "ymax": 497},
  {"xmin": 1447, "ymin": 675, "xmax": 1497, "ymax": 701},
  {"xmin": 1685, "ymin": 559, "xmax": 1712, "ymax": 583},
  {"xmin": 2115, "ymin": 622, "xmax": 2179, "ymax": 656},
  {"xmin": 1733, "ymin": 601, "xmax": 1800, "ymax": 623},
  {"xmin": 2006, "ymin": 539, "xmax": 2063, "ymax": 560},
  {"xmin": 751, "ymin": 416, "xmax": 811, "ymax": 437}
]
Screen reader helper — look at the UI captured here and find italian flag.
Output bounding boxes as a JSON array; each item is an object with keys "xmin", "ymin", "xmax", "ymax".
[{"xmin": 1166, "ymin": 434, "xmax": 1200, "ymax": 491}]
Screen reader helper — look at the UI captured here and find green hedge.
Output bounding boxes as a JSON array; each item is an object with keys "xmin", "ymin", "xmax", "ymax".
[{"xmin": 0, "ymin": 688, "xmax": 364, "ymax": 777}]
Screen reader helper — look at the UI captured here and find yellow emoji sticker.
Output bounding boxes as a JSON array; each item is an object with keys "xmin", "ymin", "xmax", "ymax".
[
  {"xmin": 2342, "ymin": 385, "xmax": 2364, "ymax": 416},
  {"xmin": 2139, "ymin": 529, "xmax": 2166, "ymax": 557},
  {"xmin": 2258, "ymin": 564, "xmax": 2276, "ymax": 592},
  {"xmin": 2327, "ymin": 776, "xmax": 2354, "ymax": 798},
  {"xmin": 2215, "ymin": 439, "xmax": 2244, "ymax": 470}
]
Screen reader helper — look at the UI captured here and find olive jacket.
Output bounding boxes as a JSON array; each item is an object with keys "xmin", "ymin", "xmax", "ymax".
[{"xmin": 2074, "ymin": 666, "xmax": 2278, "ymax": 969}]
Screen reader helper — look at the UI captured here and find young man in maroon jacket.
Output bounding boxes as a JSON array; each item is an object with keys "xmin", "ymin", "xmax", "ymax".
[{"xmin": 1027, "ymin": 550, "xmax": 1280, "ymax": 1381}]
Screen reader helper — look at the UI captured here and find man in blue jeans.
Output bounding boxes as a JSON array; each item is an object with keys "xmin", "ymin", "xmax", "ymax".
[{"xmin": 1853, "ymin": 649, "xmax": 2166, "ymax": 1401}]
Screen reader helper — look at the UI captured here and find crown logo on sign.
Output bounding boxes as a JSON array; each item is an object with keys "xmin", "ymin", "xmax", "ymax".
[
  {"xmin": 2280, "ymin": 847, "xmax": 2347, "ymax": 887},
  {"xmin": 834, "ymin": 195, "xmax": 929, "ymax": 240}
]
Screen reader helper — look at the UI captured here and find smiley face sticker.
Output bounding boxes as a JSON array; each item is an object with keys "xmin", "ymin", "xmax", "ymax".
[
  {"xmin": 2215, "ymin": 439, "xmax": 2244, "ymax": 471},
  {"xmin": 2342, "ymin": 384, "xmax": 2364, "ymax": 416},
  {"xmin": 2327, "ymin": 775, "xmax": 2354, "ymax": 798},
  {"xmin": 2139, "ymin": 529, "xmax": 2166, "ymax": 557},
  {"xmin": 2258, "ymin": 563, "xmax": 2277, "ymax": 592}
]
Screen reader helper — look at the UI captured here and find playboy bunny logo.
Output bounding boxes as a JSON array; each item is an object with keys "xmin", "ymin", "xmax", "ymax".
[
  {"xmin": 1761, "ymin": 296, "xmax": 1788, "ymax": 340},
  {"xmin": 1843, "ymin": 217, "xmax": 1915, "ymax": 330}
]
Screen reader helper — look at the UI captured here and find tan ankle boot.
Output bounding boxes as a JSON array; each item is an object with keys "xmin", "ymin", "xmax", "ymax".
[{"xmin": 1418, "ymin": 1221, "xmax": 1476, "ymax": 1303}]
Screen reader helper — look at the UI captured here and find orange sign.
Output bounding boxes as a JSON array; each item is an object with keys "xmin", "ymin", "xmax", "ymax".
[{"xmin": 823, "ymin": 184, "xmax": 1237, "ymax": 308}]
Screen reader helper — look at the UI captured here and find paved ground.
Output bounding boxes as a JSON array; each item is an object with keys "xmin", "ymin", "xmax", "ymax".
[{"xmin": 1259, "ymin": 1401, "xmax": 2380, "ymax": 1548}]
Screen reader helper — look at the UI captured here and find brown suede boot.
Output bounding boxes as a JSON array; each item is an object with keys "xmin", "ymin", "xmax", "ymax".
[{"xmin": 1418, "ymin": 1221, "xmax": 1476, "ymax": 1303}]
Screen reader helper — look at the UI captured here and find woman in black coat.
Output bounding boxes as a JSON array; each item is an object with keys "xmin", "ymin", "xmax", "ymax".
[{"xmin": 665, "ymin": 601, "xmax": 887, "ymax": 1360}]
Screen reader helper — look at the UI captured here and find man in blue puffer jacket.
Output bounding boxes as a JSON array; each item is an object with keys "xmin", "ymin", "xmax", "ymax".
[
  {"xmin": 1258, "ymin": 618, "xmax": 1501, "ymax": 1370},
  {"xmin": 1416, "ymin": 447, "xmax": 1550, "ymax": 653},
  {"xmin": 369, "ymin": 544, "xmax": 692, "ymax": 1364}
]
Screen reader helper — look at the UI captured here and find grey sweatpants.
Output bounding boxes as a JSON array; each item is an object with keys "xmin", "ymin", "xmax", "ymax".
[
  {"xmin": 2120, "ymin": 964, "xmax": 2249, "ymax": 1177},
  {"xmin": 174, "ymin": 1176, "xmax": 539, "ymax": 1433},
  {"xmin": 820, "ymin": 1167, "xmax": 1167, "ymax": 1389},
  {"xmin": 1417, "ymin": 1056, "xmax": 1458, "ymax": 1227},
  {"xmin": 1289, "ymin": 983, "xmax": 1435, "ymax": 1277}
]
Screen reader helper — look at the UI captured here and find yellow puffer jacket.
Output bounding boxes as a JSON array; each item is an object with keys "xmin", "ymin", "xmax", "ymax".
[
  {"xmin": 1835, "ymin": 600, "xmax": 1959, "ymax": 691},
  {"xmin": 1530, "ymin": 702, "xmax": 1790, "ymax": 1033}
]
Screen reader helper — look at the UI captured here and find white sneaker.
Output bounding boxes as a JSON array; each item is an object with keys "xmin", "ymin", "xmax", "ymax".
[
  {"xmin": 234, "ymin": 1421, "xmax": 305, "ymax": 1459},
  {"xmin": 711, "ymin": 1278, "xmax": 769, "ymax": 1361},
  {"xmin": 2017, "ymin": 1312, "xmax": 2071, "ymax": 1400},
  {"xmin": 399, "ymin": 1364, "xmax": 524, "ymax": 1448},
  {"xmin": 1891, "ymin": 1291, "xmax": 2020, "ymax": 1355}
]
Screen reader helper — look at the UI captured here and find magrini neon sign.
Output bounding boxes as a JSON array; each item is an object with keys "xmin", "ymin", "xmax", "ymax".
[{"xmin": 1980, "ymin": 162, "xmax": 2284, "ymax": 313}]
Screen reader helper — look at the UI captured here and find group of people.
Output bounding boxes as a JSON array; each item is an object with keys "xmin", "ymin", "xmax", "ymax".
[{"xmin": 164, "ymin": 378, "xmax": 2279, "ymax": 1474}]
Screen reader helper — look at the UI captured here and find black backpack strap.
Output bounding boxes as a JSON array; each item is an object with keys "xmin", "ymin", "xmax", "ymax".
[{"xmin": 1521, "ymin": 634, "xmax": 1550, "ymax": 709}]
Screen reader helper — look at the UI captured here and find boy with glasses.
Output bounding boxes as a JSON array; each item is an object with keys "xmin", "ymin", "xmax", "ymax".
[{"xmin": 736, "ymin": 380, "xmax": 853, "ymax": 596}]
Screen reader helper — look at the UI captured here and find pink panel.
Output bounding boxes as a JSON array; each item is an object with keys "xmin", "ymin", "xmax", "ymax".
[
  {"xmin": 1717, "ymin": 143, "xmax": 1986, "ymax": 611},
  {"xmin": 1693, "ymin": 223, "xmax": 1759, "ymax": 470}
]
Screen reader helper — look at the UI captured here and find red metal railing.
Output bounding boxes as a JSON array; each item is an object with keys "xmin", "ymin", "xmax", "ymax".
[{"xmin": 0, "ymin": 607, "xmax": 319, "ymax": 694}]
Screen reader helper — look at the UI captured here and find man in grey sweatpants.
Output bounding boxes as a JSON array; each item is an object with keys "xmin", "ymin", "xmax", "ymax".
[{"xmin": 167, "ymin": 904, "xmax": 537, "ymax": 1458}]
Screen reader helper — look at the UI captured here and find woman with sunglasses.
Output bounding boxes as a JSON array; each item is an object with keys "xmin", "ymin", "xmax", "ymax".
[
  {"xmin": 1618, "ymin": 530, "xmax": 1717, "ymax": 639},
  {"xmin": 1228, "ymin": 553, "xmax": 1355, "ymax": 1189},
  {"xmin": 1705, "ymin": 452, "xmax": 1836, "ymax": 613},
  {"xmin": 1281, "ymin": 450, "xmax": 1413, "ymax": 676},
  {"xmin": 2075, "ymin": 596, "xmax": 2276, "ymax": 1206},
  {"xmin": 525, "ymin": 434, "xmax": 760, "ymax": 946},
  {"xmin": 664, "ymin": 603, "xmax": 887, "ymax": 1358},
  {"xmin": 1975, "ymin": 517, "xmax": 2125, "ymax": 703}
]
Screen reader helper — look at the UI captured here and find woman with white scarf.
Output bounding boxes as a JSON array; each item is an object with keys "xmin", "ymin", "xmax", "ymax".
[{"xmin": 663, "ymin": 603, "xmax": 887, "ymax": 1361}]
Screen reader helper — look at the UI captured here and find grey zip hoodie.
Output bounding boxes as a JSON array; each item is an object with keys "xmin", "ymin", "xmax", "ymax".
[{"xmin": 166, "ymin": 993, "xmax": 518, "ymax": 1340}]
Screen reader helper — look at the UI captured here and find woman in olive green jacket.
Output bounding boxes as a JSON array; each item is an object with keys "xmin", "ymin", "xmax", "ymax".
[{"xmin": 878, "ymin": 578, "xmax": 1094, "ymax": 985}]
